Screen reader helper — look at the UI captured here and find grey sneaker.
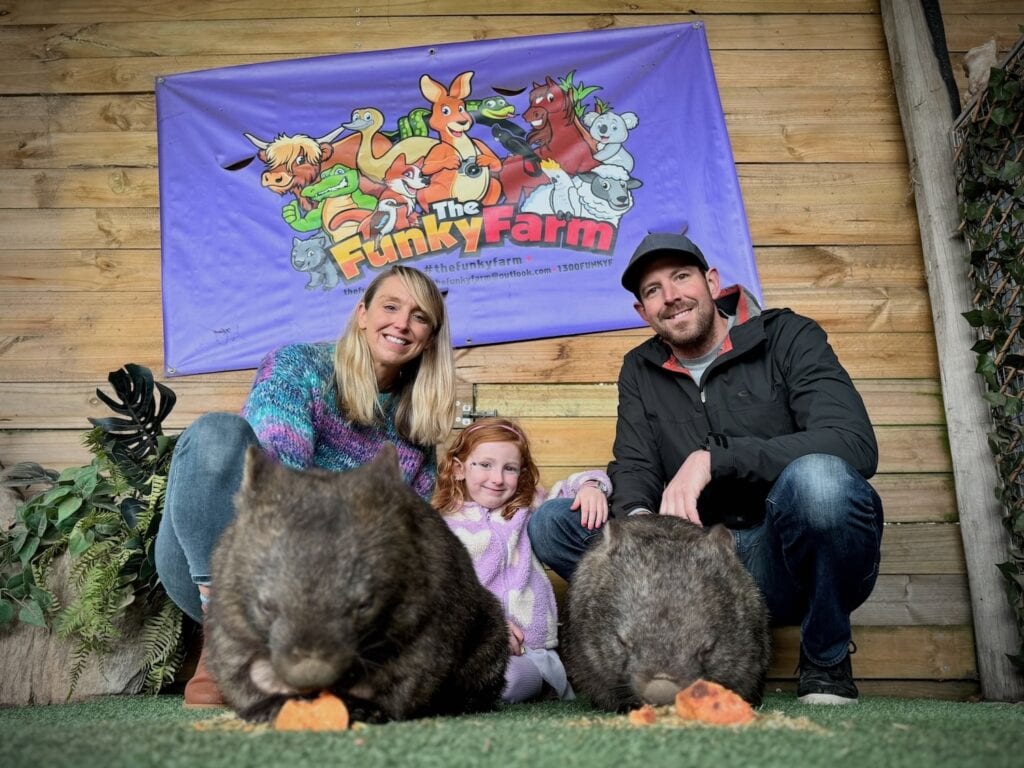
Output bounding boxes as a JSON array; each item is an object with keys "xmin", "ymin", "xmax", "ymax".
[{"xmin": 797, "ymin": 645, "xmax": 858, "ymax": 705}]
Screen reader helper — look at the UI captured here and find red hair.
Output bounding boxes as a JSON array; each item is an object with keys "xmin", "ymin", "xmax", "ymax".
[{"xmin": 432, "ymin": 417, "xmax": 540, "ymax": 520}]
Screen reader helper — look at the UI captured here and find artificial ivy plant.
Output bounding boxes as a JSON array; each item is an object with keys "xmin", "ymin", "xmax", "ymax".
[
  {"xmin": 955, "ymin": 37, "xmax": 1024, "ymax": 669},
  {"xmin": 0, "ymin": 364, "xmax": 185, "ymax": 694}
]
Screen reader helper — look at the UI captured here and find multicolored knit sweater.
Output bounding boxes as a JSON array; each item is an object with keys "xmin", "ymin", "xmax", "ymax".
[
  {"xmin": 241, "ymin": 342, "xmax": 437, "ymax": 499},
  {"xmin": 443, "ymin": 470, "xmax": 612, "ymax": 651}
]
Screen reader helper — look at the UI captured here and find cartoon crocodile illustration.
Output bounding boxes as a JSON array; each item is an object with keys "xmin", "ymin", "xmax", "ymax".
[{"xmin": 282, "ymin": 164, "xmax": 377, "ymax": 242}]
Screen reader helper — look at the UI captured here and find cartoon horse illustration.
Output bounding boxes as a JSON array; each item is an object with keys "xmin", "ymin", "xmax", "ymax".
[{"xmin": 499, "ymin": 76, "xmax": 598, "ymax": 203}]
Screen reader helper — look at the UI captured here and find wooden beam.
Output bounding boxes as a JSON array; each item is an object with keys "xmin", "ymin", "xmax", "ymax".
[{"xmin": 881, "ymin": 0, "xmax": 1024, "ymax": 701}]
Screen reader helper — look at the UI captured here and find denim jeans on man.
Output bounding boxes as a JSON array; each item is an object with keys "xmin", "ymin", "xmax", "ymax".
[
  {"xmin": 155, "ymin": 412, "xmax": 259, "ymax": 623},
  {"xmin": 528, "ymin": 453, "xmax": 884, "ymax": 667}
]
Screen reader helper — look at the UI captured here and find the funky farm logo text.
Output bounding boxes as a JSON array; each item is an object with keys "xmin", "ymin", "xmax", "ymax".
[{"xmin": 243, "ymin": 70, "xmax": 642, "ymax": 288}]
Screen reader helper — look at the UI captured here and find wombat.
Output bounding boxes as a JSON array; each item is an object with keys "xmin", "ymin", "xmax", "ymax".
[
  {"xmin": 563, "ymin": 515, "xmax": 771, "ymax": 712},
  {"xmin": 205, "ymin": 444, "xmax": 508, "ymax": 723}
]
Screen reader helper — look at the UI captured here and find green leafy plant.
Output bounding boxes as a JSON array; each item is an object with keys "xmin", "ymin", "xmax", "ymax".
[
  {"xmin": 954, "ymin": 33, "xmax": 1024, "ymax": 669},
  {"xmin": 0, "ymin": 364, "xmax": 185, "ymax": 695},
  {"xmin": 557, "ymin": 70, "xmax": 601, "ymax": 118}
]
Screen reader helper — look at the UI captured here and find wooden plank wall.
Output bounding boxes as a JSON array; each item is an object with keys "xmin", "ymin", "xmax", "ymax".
[{"xmin": 1, "ymin": 0, "xmax": 1021, "ymax": 700}]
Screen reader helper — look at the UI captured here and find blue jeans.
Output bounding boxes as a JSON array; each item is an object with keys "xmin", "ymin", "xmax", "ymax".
[
  {"xmin": 529, "ymin": 454, "xmax": 884, "ymax": 666},
  {"xmin": 154, "ymin": 413, "xmax": 259, "ymax": 623}
]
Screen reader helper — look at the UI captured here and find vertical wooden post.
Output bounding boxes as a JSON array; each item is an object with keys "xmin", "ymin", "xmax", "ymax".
[{"xmin": 880, "ymin": 0, "xmax": 1024, "ymax": 701}]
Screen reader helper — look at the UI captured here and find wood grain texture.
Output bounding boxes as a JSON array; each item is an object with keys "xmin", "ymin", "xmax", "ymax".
[
  {"xmin": 474, "ymin": 379, "xmax": 945, "ymax": 424},
  {"xmin": 0, "ymin": 15, "xmax": 885, "ymax": 60},
  {"xmin": 769, "ymin": 625, "xmax": 976, "ymax": 680},
  {"xmin": 0, "ymin": 49, "xmax": 896, "ymax": 95},
  {"xmin": 0, "ymin": 2, "xmax": 883, "ymax": 27},
  {"xmin": 882, "ymin": 0, "xmax": 1023, "ymax": 701}
]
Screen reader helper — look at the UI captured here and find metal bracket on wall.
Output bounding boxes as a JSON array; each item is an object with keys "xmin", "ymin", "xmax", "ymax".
[{"xmin": 453, "ymin": 402, "xmax": 497, "ymax": 428}]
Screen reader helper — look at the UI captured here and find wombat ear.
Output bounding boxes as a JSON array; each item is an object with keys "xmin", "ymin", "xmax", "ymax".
[
  {"xmin": 698, "ymin": 637, "xmax": 718, "ymax": 664},
  {"xmin": 591, "ymin": 519, "xmax": 617, "ymax": 555},
  {"xmin": 369, "ymin": 442, "xmax": 403, "ymax": 482},
  {"xmin": 241, "ymin": 445, "xmax": 271, "ymax": 490},
  {"xmin": 706, "ymin": 524, "xmax": 734, "ymax": 552}
]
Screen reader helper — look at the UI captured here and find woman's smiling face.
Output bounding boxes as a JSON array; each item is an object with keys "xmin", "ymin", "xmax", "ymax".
[{"xmin": 357, "ymin": 275, "xmax": 434, "ymax": 388}]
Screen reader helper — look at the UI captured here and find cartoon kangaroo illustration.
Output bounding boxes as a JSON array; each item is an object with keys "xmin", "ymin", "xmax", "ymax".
[{"xmin": 417, "ymin": 71, "xmax": 503, "ymax": 211}]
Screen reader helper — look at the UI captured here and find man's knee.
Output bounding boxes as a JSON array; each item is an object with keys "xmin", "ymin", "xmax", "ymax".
[
  {"xmin": 528, "ymin": 497, "xmax": 574, "ymax": 551},
  {"xmin": 771, "ymin": 454, "xmax": 871, "ymax": 532}
]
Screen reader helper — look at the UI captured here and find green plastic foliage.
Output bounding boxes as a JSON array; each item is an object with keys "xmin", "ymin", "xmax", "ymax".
[
  {"xmin": 0, "ymin": 365, "xmax": 184, "ymax": 695},
  {"xmin": 955, "ymin": 39, "xmax": 1024, "ymax": 669}
]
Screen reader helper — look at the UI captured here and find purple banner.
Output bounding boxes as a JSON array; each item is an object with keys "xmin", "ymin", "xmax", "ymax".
[{"xmin": 157, "ymin": 22, "xmax": 758, "ymax": 376}]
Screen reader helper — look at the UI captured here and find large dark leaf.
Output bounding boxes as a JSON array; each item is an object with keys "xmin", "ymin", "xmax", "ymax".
[
  {"xmin": 88, "ymin": 364, "xmax": 177, "ymax": 463},
  {"xmin": 0, "ymin": 462, "xmax": 58, "ymax": 490}
]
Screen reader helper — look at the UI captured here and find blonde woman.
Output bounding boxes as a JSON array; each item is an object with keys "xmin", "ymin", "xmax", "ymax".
[{"xmin": 155, "ymin": 265, "xmax": 455, "ymax": 707}]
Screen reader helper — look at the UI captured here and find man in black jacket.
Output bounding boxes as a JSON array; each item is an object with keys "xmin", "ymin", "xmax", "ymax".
[{"xmin": 529, "ymin": 232, "xmax": 884, "ymax": 705}]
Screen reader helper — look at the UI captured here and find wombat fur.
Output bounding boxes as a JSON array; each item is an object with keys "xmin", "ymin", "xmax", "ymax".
[
  {"xmin": 205, "ymin": 444, "xmax": 508, "ymax": 723},
  {"xmin": 563, "ymin": 515, "xmax": 771, "ymax": 711}
]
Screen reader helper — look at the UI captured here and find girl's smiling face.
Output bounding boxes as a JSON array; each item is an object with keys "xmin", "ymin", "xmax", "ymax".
[{"xmin": 454, "ymin": 440, "xmax": 522, "ymax": 510}]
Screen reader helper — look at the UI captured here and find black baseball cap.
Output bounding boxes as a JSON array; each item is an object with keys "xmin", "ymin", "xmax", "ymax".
[{"xmin": 621, "ymin": 232, "xmax": 709, "ymax": 296}]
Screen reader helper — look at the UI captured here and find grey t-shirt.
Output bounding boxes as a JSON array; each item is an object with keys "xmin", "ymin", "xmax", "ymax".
[{"xmin": 676, "ymin": 313, "xmax": 737, "ymax": 385}]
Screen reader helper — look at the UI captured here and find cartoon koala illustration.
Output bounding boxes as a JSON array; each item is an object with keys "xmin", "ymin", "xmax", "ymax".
[{"xmin": 583, "ymin": 109, "xmax": 639, "ymax": 173}]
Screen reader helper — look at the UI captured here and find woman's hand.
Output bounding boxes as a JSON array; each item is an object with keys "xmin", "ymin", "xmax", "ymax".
[{"xmin": 571, "ymin": 483, "xmax": 609, "ymax": 531}]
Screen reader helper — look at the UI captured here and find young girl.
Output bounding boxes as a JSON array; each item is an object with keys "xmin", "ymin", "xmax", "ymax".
[{"xmin": 432, "ymin": 417, "xmax": 611, "ymax": 703}]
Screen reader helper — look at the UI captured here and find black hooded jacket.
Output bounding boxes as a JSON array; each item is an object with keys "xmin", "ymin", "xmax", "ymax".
[{"xmin": 608, "ymin": 285, "xmax": 878, "ymax": 527}]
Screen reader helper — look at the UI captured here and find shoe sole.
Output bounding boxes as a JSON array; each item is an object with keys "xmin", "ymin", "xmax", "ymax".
[
  {"xmin": 797, "ymin": 692, "xmax": 858, "ymax": 705},
  {"xmin": 183, "ymin": 701, "xmax": 228, "ymax": 709}
]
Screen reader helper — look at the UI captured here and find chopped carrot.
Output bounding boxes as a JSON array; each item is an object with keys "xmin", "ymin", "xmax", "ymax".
[
  {"xmin": 628, "ymin": 704, "xmax": 658, "ymax": 725},
  {"xmin": 274, "ymin": 691, "xmax": 350, "ymax": 731},
  {"xmin": 674, "ymin": 679, "xmax": 756, "ymax": 725}
]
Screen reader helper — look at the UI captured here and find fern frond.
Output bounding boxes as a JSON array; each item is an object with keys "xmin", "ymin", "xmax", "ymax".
[
  {"xmin": 58, "ymin": 545, "xmax": 131, "ymax": 645},
  {"xmin": 67, "ymin": 538, "xmax": 118, "ymax": 587},
  {"xmin": 82, "ymin": 432, "xmax": 136, "ymax": 498},
  {"xmin": 65, "ymin": 642, "xmax": 94, "ymax": 701},
  {"xmin": 134, "ymin": 473, "xmax": 167, "ymax": 538},
  {"xmin": 30, "ymin": 547, "xmax": 65, "ymax": 616},
  {"xmin": 140, "ymin": 600, "xmax": 185, "ymax": 693}
]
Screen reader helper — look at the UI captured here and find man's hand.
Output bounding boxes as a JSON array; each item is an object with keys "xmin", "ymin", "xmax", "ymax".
[
  {"xmin": 571, "ymin": 483, "xmax": 609, "ymax": 531},
  {"xmin": 659, "ymin": 449, "xmax": 711, "ymax": 524}
]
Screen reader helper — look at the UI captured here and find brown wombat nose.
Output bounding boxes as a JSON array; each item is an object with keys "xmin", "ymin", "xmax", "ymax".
[
  {"xmin": 641, "ymin": 676, "xmax": 681, "ymax": 706},
  {"xmin": 280, "ymin": 656, "xmax": 339, "ymax": 691}
]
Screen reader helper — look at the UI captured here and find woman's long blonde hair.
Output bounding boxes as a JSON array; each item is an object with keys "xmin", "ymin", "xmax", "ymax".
[
  {"xmin": 432, "ymin": 417, "xmax": 540, "ymax": 520},
  {"xmin": 333, "ymin": 265, "xmax": 455, "ymax": 446}
]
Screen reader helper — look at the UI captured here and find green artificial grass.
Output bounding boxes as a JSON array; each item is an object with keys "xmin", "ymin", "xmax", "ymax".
[{"xmin": 1, "ymin": 692, "xmax": 1021, "ymax": 768}]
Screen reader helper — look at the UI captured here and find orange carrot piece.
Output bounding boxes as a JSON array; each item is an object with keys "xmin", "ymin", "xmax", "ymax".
[
  {"xmin": 274, "ymin": 691, "xmax": 350, "ymax": 731},
  {"xmin": 674, "ymin": 679, "xmax": 756, "ymax": 725},
  {"xmin": 628, "ymin": 704, "xmax": 658, "ymax": 725}
]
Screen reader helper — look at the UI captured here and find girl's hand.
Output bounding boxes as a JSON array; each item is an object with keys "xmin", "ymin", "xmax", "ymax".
[
  {"xmin": 507, "ymin": 620, "xmax": 525, "ymax": 656},
  {"xmin": 571, "ymin": 483, "xmax": 608, "ymax": 531}
]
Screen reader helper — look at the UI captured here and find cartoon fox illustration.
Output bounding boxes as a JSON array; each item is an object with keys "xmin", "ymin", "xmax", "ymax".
[{"xmin": 382, "ymin": 153, "xmax": 428, "ymax": 228}]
